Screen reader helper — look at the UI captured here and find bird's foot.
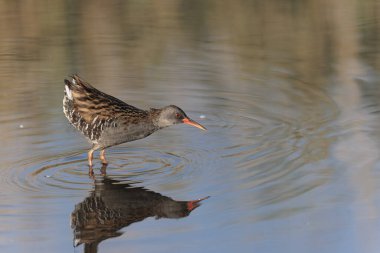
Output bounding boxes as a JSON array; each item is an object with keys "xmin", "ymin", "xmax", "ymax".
[
  {"xmin": 100, "ymin": 163, "xmax": 108, "ymax": 176},
  {"xmin": 88, "ymin": 166, "xmax": 94, "ymax": 178}
]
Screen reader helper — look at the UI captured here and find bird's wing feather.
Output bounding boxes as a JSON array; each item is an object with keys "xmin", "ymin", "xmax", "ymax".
[{"xmin": 64, "ymin": 75, "xmax": 147, "ymax": 124}]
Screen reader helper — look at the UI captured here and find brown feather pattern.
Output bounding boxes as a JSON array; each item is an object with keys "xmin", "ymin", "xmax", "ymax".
[{"xmin": 63, "ymin": 75, "xmax": 151, "ymax": 149}]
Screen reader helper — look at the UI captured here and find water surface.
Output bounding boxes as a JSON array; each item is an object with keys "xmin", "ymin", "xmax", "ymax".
[{"xmin": 1, "ymin": 1, "xmax": 380, "ymax": 253}]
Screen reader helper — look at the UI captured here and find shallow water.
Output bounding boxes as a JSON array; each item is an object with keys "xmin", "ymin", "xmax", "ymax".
[{"xmin": 1, "ymin": 1, "xmax": 380, "ymax": 252}]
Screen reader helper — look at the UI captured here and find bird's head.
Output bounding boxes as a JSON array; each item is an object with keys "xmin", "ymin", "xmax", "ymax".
[{"xmin": 154, "ymin": 105, "xmax": 206, "ymax": 130}]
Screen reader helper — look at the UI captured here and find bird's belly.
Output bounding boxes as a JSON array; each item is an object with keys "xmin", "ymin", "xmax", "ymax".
[{"xmin": 97, "ymin": 123, "xmax": 155, "ymax": 148}]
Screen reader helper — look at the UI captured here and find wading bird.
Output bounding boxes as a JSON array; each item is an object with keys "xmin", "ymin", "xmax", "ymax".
[{"xmin": 63, "ymin": 75, "xmax": 206, "ymax": 168}]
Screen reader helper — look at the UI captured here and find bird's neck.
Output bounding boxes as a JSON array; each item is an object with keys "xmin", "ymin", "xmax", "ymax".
[{"xmin": 148, "ymin": 108, "xmax": 165, "ymax": 129}]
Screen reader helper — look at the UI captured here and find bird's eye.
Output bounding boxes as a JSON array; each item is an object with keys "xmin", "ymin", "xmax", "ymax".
[{"xmin": 175, "ymin": 113, "xmax": 181, "ymax": 119}]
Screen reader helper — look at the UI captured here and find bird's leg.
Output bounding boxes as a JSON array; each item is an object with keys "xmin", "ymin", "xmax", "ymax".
[
  {"xmin": 100, "ymin": 149, "xmax": 108, "ymax": 165},
  {"xmin": 88, "ymin": 148, "xmax": 95, "ymax": 168},
  {"xmin": 88, "ymin": 148, "xmax": 95, "ymax": 176}
]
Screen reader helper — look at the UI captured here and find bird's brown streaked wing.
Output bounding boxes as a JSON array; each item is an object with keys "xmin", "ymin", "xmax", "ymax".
[{"xmin": 67, "ymin": 75, "xmax": 148, "ymax": 124}]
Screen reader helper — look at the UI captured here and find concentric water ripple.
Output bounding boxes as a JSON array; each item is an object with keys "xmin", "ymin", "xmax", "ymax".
[
  {"xmin": 1, "ymin": 77, "xmax": 340, "ymax": 223},
  {"xmin": 4, "ymin": 153, "xmax": 90, "ymax": 196},
  {"xmin": 2, "ymin": 144, "xmax": 211, "ymax": 197}
]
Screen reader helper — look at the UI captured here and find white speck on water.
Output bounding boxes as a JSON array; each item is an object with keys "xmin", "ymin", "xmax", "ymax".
[
  {"xmin": 199, "ymin": 115, "xmax": 206, "ymax": 119},
  {"xmin": 44, "ymin": 175, "xmax": 51, "ymax": 178},
  {"xmin": 19, "ymin": 124, "xmax": 24, "ymax": 128}
]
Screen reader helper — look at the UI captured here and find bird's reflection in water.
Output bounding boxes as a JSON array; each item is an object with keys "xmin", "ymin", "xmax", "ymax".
[{"xmin": 71, "ymin": 165, "xmax": 208, "ymax": 253}]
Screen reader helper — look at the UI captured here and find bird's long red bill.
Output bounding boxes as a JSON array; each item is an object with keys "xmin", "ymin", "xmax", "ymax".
[{"xmin": 182, "ymin": 118, "xmax": 207, "ymax": 130}]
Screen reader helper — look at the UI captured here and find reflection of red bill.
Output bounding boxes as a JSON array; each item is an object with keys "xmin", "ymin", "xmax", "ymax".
[
  {"xmin": 187, "ymin": 196, "xmax": 210, "ymax": 211},
  {"xmin": 182, "ymin": 118, "xmax": 207, "ymax": 130}
]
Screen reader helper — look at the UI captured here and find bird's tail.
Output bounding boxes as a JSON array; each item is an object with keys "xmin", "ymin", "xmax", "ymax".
[
  {"xmin": 64, "ymin": 79, "xmax": 74, "ymax": 100},
  {"xmin": 64, "ymin": 74, "xmax": 95, "ymax": 101}
]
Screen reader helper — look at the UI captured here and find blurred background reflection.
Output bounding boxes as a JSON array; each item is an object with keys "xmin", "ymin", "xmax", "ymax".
[{"xmin": 1, "ymin": 1, "xmax": 380, "ymax": 253}]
